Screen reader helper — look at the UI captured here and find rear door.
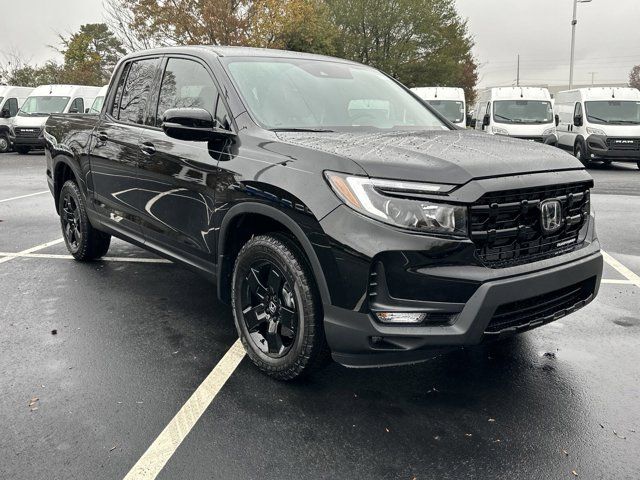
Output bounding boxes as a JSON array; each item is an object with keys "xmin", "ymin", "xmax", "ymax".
[
  {"xmin": 133, "ymin": 56, "xmax": 232, "ymax": 272},
  {"xmin": 88, "ymin": 56, "xmax": 161, "ymax": 241}
]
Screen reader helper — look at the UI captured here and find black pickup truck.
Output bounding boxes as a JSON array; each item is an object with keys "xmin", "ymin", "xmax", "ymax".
[{"xmin": 45, "ymin": 46, "xmax": 603, "ymax": 380}]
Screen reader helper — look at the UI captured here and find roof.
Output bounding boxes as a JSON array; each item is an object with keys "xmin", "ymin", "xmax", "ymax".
[
  {"xmin": 122, "ymin": 45, "xmax": 361, "ymax": 65},
  {"xmin": 558, "ymin": 87, "xmax": 640, "ymax": 101}
]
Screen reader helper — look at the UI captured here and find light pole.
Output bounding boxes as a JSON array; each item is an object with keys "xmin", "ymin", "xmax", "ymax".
[{"xmin": 569, "ymin": 0, "xmax": 593, "ymax": 90}]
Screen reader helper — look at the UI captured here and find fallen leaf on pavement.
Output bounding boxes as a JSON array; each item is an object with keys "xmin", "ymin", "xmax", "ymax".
[{"xmin": 571, "ymin": 470, "xmax": 578, "ymax": 477}]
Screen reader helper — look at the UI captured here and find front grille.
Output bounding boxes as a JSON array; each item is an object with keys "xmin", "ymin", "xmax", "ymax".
[
  {"xmin": 14, "ymin": 127, "xmax": 41, "ymax": 138},
  {"xmin": 470, "ymin": 182, "xmax": 591, "ymax": 268},
  {"xmin": 485, "ymin": 277, "xmax": 596, "ymax": 334},
  {"xmin": 606, "ymin": 138, "xmax": 640, "ymax": 151}
]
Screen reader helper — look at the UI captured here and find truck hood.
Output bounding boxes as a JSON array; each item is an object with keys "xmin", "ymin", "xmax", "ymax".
[{"xmin": 277, "ymin": 129, "xmax": 582, "ymax": 184}]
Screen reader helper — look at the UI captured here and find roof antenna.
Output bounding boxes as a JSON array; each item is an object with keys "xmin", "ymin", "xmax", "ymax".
[
  {"xmin": 520, "ymin": 87, "xmax": 524, "ymax": 98},
  {"xmin": 435, "ymin": 87, "xmax": 438, "ymax": 99},
  {"xmin": 612, "ymin": 89, "xmax": 615, "ymax": 99}
]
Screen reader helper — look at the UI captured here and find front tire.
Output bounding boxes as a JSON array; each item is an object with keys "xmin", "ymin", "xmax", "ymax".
[
  {"xmin": 231, "ymin": 233, "xmax": 330, "ymax": 380},
  {"xmin": 59, "ymin": 180, "xmax": 111, "ymax": 260},
  {"xmin": 574, "ymin": 141, "xmax": 589, "ymax": 167},
  {"xmin": 0, "ymin": 133, "xmax": 10, "ymax": 153}
]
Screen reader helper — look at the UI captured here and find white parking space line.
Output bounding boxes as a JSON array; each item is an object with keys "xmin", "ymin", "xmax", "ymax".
[
  {"xmin": 0, "ymin": 252, "xmax": 171, "ymax": 264},
  {"xmin": 0, "ymin": 238, "xmax": 65, "ymax": 265},
  {"xmin": 0, "ymin": 190, "xmax": 49, "ymax": 203},
  {"xmin": 602, "ymin": 251, "xmax": 640, "ymax": 289},
  {"xmin": 123, "ymin": 339, "xmax": 245, "ymax": 480},
  {"xmin": 600, "ymin": 279, "xmax": 634, "ymax": 285}
]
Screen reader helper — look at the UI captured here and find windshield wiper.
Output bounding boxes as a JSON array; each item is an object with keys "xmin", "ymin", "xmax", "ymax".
[
  {"xmin": 587, "ymin": 115, "xmax": 611, "ymax": 124},
  {"xmin": 609, "ymin": 120, "xmax": 640, "ymax": 125},
  {"xmin": 270, "ymin": 127, "xmax": 335, "ymax": 133},
  {"xmin": 494, "ymin": 113, "xmax": 514, "ymax": 122}
]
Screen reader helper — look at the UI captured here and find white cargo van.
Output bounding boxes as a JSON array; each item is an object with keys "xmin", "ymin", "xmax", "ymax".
[
  {"xmin": 88, "ymin": 85, "xmax": 109, "ymax": 114},
  {"xmin": 0, "ymin": 86, "xmax": 34, "ymax": 153},
  {"xmin": 472, "ymin": 87, "xmax": 557, "ymax": 145},
  {"xmin": 554, "ymin": 87, "xmax": 640, "ymax": 168},
  {"xmin": 10, "ymin": 84, "xmax": 101, "ymax": 154},
  {"xmin": 411, "ymin": 87, "xmax": 466, "ymax": 127}
]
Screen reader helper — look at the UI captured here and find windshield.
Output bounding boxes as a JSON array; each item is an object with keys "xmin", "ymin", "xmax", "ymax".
[
  {"xmin": 426, "ymin": 100, "xmax": 464, "ymax": 123},
  {"xmin": 585, "ymin": 101, "xmax": 640, "ymax": 125},
  {"xmin": 18, "ymin": 96, "xmax": 70, "ymax": 116},
  {"xmin": 89, "ymin": 96, "xmax": 105, "ymax": 114},
  {"xmin": 493, "ymin": 100, "xmax": 553, "ymax": 124},
  {"xmin": 223, "ymin": 58, "xmax": 447, "ymax": 132}
]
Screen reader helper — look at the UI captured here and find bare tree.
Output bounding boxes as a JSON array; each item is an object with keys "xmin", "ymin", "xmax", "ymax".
[
  {"xmin": 103, "ymin": 0, "xmax": 160, "ymax": 52},
  {"xmin": 0, "ymin": 49, "xmax": 32, "ymax": 85}
]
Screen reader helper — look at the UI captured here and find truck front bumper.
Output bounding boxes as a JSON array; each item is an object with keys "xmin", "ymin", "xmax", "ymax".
[
  {"xmin": 10, "ymin": 135, "xmax": 45, "ymax": 148},
  {"xmin": 587, "ymin": 135, "xmax": 640, "ymax": 161},
  {"xmin": 325, "ymin": 249, "xmax": 602, "ymax": 368}
]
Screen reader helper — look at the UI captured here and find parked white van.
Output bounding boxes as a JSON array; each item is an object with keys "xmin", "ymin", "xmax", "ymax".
[
  {"xmin": 411, "ymin": 87, "xmax": 466, "ymax": 127},
  {"xmin": 88, "ymin": 85, "xmax": 109, "ymax": 114},
  {"xmin": 0, "ymin": 86, "xmax": 34, "ymax": 153},
  {"xmin": 554, "ymin": 87, "xmax": 640, "ymax": 169},
  {"xmin": 10, "ymin": 85, "xmax": 101, "ymax": 154},
  {"xmin": 472, "ymin": 87, "xmax": 557, "ymax": 145}
]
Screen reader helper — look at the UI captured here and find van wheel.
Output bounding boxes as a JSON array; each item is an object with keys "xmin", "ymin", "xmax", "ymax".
[
  {"xmin": 59, "ymin": 180, "xmax": 111, "ymax": 260},
  {"xmin": 0, "ymin": 134, "xmax": 10, "ymax": 153},
  {"xmin": 574, "ymin": 141, "xmax": 589, "ymax": 166},
  {"xmin": 602, "ymin": 159, "xmax": 612, "ymax": 166},
  {"xmin": 231, "ymin": 233, "xmax": 330, "ymax": 380},
  {"xmin": 15, "ymin": 146, "xmax": 30, "ymax": 155}
]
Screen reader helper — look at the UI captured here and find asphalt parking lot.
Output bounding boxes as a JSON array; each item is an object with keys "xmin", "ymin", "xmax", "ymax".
[{"xmin": 1, "ymin": 152, "xmax": 639, "ymax": 480}]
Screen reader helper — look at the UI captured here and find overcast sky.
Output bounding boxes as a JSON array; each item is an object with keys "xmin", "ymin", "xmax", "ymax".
[{"xmin": 1, "ymin": 0, "xmax": 638, "ymax": 88}]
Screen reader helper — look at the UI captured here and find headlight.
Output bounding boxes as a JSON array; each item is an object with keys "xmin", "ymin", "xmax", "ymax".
[
  {"xmin": 543, "ymin": 127, "xmax": 556, "ymax": 136},
  {"xmin": 587, "ymin": 127, "xmax": 606, "ymax": 136},
  {"xmin": 325, "ymin": 172, "xmax": 467, "ymax": 237},
  {"xmin": 492, "ymin": 127, "xmax": 509, "ymax": 135}
]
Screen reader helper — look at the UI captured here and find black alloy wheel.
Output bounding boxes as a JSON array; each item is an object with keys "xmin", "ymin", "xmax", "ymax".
[
  {"xmin": 58, "ymin": 180, "xmax": 111, "ymax": 260},
  {"xmin": 61, "ymin": 192, "xmax": 83, "ymax": 253},
  {"xmin": 231, "ymin": 233, "xmax": 330, "ymax": 380},
  {"xmin": 240, "ymin": 261, "xmax": 298, "ymax": 358}
]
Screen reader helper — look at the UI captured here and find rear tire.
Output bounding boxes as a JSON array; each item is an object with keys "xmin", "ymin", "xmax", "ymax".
[
  {"xmin": 231, "ymin": 233, "xmax": 330, "ymax": 380},
  {"xmin": 59, "ymin": 180, "xmax": 111, "ymax": 261},
  {"xmin": 0, "ymin": 133, "xmax": 10, "ymax": 153},
  {"xmin": 15, "ymin": 146, "xmax": 30, "ymax": 155}
]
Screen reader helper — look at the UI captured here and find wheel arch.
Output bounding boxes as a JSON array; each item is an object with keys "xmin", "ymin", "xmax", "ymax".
[
  {"xmin": 52, "ymin": 156, "xmax": 84, "ymax": 211},
  {"xmin": 217, "ymin": 203, "xmax": 331, "ymax": 306}
]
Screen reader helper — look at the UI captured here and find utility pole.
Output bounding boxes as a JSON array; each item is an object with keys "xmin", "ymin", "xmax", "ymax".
[
  {"xmin": 589, "ymin": 71, "xmax": 597, "ymax": 86},
  {"xmin": 569, "ymin": 0, "xmax": 593, "ymax": 89},
  {"xmin": 516, "ymin": 54, "xmax": 520, "ymax": 87}
]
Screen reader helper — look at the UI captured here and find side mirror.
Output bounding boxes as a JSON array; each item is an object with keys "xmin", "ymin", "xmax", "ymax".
[
  {"xmin": 574, "ymin": 115, "xmax": 583, "ymax": 127},
  {"xmin": 482, "ymin": 114, "xmax": 490, "ymax": 127},
  {"xmin": 162, "ymin": 108, "xmax": 234, "ymax": 142},
  {"xmin": 555, "ymin": 114, "xmax": 560, "ymax": 127},
  {"xmin": 85, "ymin": 108, "xmax": 91, "ymax": 114},
  {"xmin": 0, "ymin": 109, "xmax": 10, "ymax": 119}
]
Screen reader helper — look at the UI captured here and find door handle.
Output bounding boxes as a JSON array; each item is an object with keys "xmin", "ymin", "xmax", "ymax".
[
  {"xmin": 139, "ymin": 142, "xmax": 156, "ymax": 155},
  {"xmin": 96, "ymin": 132, "xmax": 109, "ymax": 142}
]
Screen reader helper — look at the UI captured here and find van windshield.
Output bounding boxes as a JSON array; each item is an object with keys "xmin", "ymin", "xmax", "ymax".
[
  {"xmin": 585, "ymin": 101, "xmax": 640, "ymax": 125},
  {"xmin": 426, "ymin": 100, "xmax": 465, "ymax": 123},
  {"xmin": 493, "ymin": 100, "xmax": 553, "ymax": 124},
  {"xmin": 18, "ymin": 96, "xmax": 70, "ymax": 116},
  {"xmin": 223, "ymin": 58, "xmax": 448, "ymax": 132},
  {"xmin": 89, "ymin": 96, "xmax": 105, "ymax": 114}
]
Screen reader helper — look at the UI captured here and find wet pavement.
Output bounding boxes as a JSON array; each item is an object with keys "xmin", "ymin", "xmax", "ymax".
[{"xmin": 1, "ymin": 152, "xmax": 639, "ymax": 479}]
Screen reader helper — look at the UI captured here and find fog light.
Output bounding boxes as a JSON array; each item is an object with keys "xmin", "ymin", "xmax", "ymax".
[{"xmin": 375, "ymin": 312, "xmax": 427, "ymax": 324}]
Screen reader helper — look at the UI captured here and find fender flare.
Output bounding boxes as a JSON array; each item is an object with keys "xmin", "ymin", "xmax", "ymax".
[
  {"xmin": 217, "ymin": 202, "xmax": 331, "ymax": 306},
  {"xmin": 51, "ymin": 155, "xmax": 87, "ymax": 209}
]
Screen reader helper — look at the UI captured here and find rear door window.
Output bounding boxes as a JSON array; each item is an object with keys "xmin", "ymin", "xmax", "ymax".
[{"xmin": 118, "ymin": 58, "xmax": 160, "ymax": 125}]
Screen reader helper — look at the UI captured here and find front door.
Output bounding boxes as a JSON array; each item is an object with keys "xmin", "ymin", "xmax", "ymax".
[{"xmin": 134, "ymin": 57, "xmax": 233, "ymax": 272}]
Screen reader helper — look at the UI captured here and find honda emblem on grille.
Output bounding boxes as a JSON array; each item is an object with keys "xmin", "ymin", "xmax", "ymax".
[{"xmin": 540, "ymin": 199, "xmax": 563, "ymax": 234}]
